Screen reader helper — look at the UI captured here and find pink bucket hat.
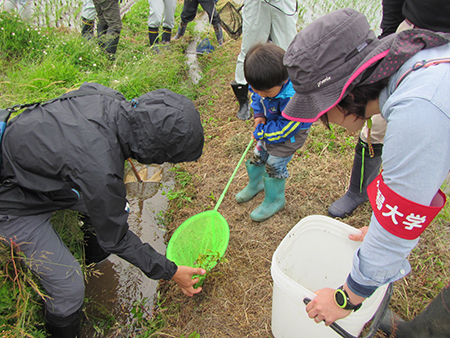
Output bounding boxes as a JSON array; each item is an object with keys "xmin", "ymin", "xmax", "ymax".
[{"xmin": 282, "ymin": 8, "xmax": 450, "ymax": 122}]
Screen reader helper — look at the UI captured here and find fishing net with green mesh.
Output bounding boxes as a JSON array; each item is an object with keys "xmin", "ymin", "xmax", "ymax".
[
  {"xmin": 166, "ymin": 139, "xmax": 254, "ymax": 287},
  {"xmin": 166, "ymin": 210, "xmax": 229, "ymax": 286}
]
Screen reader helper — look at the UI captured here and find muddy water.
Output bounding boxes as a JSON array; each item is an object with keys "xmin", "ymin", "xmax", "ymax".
[{"xmin": 82, "ymin": 163, "xmax": 174, "ymax": 337}]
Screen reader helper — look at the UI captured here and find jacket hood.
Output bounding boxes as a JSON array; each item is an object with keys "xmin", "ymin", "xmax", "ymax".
[{"xmin": 118, "ymin": 89, "xmax": 204, "ymax": 164}]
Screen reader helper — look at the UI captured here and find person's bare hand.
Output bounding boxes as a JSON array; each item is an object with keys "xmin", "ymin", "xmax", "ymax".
[
  {"xmin": 305, "ymin": 288, "xmax": 351, "ymax": 326},
  {"xmin": 349, "ymin": 226, "xmax": 369, "ymax": 242},
  {"xmin": 171, "ymin": 266, "xmax": 206, "ymax": 297}
]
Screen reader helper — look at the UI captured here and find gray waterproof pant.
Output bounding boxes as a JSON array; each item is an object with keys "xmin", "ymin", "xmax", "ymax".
[
  {"xmin": 234, "ymin": 0, "xmax": 298, "ymax": 84},
  {"xmin": 82, "ymin": 0, "xmax": 97, "ymax": 21},
  {"xmin": 148, "ymin": 0, "xmax": 176, "ymax": 29},
  {"xmin": 93, "ymin": 0, "xmax": 122, "ymax": 34},
  {"xmin": 0, "ymin": 212, "xmax": 85, "ymax": 317}
]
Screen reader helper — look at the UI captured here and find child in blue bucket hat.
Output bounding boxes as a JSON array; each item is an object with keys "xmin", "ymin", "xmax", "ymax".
[
  {"xmin": 235, "ymin": 42, "xmax": 312, "ymax": 222},
  {"xmin": 282, "ymin": 8, "xmax": 450, "ymax": 336}
]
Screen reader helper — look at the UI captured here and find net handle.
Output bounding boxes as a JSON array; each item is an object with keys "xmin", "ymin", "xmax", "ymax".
[{"xmin": 214, "ymin": 138, "xmax": 254, "ymax": 211}]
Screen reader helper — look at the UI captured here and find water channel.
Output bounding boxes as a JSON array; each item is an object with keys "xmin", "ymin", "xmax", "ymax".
[{"xmin": 82, "ymin": 163, "xmax": 174, "ymax": 336}]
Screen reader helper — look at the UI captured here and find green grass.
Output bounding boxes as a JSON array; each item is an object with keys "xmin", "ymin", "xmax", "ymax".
[
  {"xmin": 0, "ymin": 210, "xmax": 82, "ymax": 337},
  {"xmin": 0, "ymin": 3, "xmax": 200, "ymax": 336},
  {"xmin": 0, "ymin": 0, "xmax": 231, "ymax": 334},
  {"xmin": 1, "ymin": 1, "xmax": 449, "ymax": 337}
]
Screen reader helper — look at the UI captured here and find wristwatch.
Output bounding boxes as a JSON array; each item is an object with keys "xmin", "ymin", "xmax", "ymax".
[{"xmin": 334, "ymin": 286, "xmax": 362, "ymax": 312}]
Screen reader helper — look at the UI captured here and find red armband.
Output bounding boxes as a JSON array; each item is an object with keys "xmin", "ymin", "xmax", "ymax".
[{"xmin": 367, "ymin": 174, "xmax": 446, "ymax": 240}]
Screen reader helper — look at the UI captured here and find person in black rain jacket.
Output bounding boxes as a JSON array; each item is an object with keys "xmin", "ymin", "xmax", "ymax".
[{"xmin": 0, "ymin": 82, "xmax": 205, "ymax": 337}]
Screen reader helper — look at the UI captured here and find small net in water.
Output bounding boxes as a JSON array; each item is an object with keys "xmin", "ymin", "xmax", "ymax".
[
  {"xmin": 218, "ymin": 1, "xmax": 243, "ymax": 40},
  {"xmin": 166, "ymin": 210, "xmax": 230, "ymax": 287}
]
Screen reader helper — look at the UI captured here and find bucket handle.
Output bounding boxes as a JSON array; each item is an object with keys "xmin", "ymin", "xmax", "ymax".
[{"xmin": 303, "ymin": 283, "xmax": 393, "ymax": 338}]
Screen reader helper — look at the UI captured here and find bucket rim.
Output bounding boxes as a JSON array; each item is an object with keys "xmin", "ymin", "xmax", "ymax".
[{"xmin": 270, "ymin": 215, "xmax": 390, "ymax": 324}]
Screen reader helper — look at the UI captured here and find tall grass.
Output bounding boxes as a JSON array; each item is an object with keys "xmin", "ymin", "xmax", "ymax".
[
  {"xmin": 0, "ymin": 2, "xmax": 197, "ymax": 335},
  {"xmin": 297, "ymin": 0, "xmax": 383, "ymax": 34},
  {"xmin": 0, "ymin": 211, "xmax": 82, "ymax": 337},
  {"xmin": 1, "ymin": 1, "xmax": 449, "ymax": 337}
]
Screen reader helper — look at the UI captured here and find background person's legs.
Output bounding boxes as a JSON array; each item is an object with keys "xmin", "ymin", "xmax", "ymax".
[
  {"xmin": 161, "ymin": 0, "xmax": 176, "ymax": 43},
  {"xmin": 3, "ymin": 0, "xmax": 33, "ymax": 19},
  {"xmin": 198, "ymin": 0, "xmax": 223, "ymax": 45},
  {"xmin": 81, "ymin": 0, "xmax": 97, "ymax": 39},
  {"xmin": 174, "ymin": 0, "xmax": 198, "ymax": 39},
  {"xmin": 268, "ymin": 2, "xmax": 298, "ymax": 51},
  {"xmin": 147, "ymin": 0, "xmax": 164, "ymax": 46},
  {"xmin": 328, "ymin": 114, "xmax": 386, "ymax": 218},
  {"xmin": 93, "ymin": 0, "xmax": 122, "ymax": 58},
  {"xmin": 232, "ymin": 0, "xmax": 271, "ymax": 120}
]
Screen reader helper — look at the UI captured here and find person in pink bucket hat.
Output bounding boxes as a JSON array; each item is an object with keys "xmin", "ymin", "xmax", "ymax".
[{"xmin": 283, "ymin": 8, "xmax": 450, "ymax": 337}]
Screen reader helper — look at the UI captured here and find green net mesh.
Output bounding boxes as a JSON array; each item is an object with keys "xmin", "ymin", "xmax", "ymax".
[
  {"xmin": 218, "ymin": 2, "xmax": 243, "ymax": 40},
  {"xmin": 166, "ymin": 210, "xmax": 230, "ymax": 286}
]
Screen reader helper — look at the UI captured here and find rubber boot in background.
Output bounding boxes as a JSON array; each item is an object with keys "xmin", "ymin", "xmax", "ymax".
[
  {"xmin": 250, "ymin": 173, "xmax": 285, "ymax": 222},
  {"xmin": 161, "ymin": 27, "xmax": 172, "ymax": 51},
  {"xmin": 161, "ymin": 27, "xmax": 172, "ymax": 43},
  {"xmin": 45, "ymin": 306, "xmax": 83, "ymax": 338},
  {"xmin": 103, "ymin": 34, "xmax": 120, "ymax": 60},
  {"xmin": 214, "ymin": 23, "xmax": 224, "ymax": 46},
  {"xmin": 328, "ymin": 138, "xmax": 383, "ymax": 218},
  {"xmin": 230, "ymin": 81, "xmax": 251, "ymax": 120},
  {"xmin": 148, "ymin": 27, "xmax": 161, "ymax": 54},
  {"xmin": 96, "ymin": 22, "xmax": 108, "ymax": 49},
  {"xmin": 173, "ymin": 21, "xmax": 187, "ymax": 40},
  {"xmin": 379, "ymin": 284, "xmax": 450, "ymax": 338},
  {"xmin": 235, "ymin": 160, "xmax": 265, "ymax": 203},
  {"xmin": 81, "ymin": 17, "xmax": 95, "ymax": 40},
  {"xmin": 80, "ymin": 215, "xmax": 110, "ymax": 265}
]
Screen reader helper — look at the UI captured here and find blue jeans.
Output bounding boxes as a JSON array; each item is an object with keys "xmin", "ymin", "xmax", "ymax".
[{"xmin": 250, "ymin": 141, "xmax": 292, "ymax": 179}]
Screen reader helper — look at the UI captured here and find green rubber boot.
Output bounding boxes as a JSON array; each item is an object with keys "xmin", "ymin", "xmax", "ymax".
[
  {"xmin": 250, "ymin": 173, "xmax": 285, "ymax": 222},
  {"xmin": 235, "ymin": 160, "xmax": 265, "ymax": 203}
]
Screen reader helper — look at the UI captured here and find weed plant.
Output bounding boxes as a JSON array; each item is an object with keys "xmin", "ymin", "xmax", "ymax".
[
  {"xmin": 0, "ymin": 1, "xmax": 197, "ymax": 335},
  {"xmin": 0, "ymin": 210, "xmax": 82, "ymax": 337},
  {"xmin": 1, "ymin": 1, "xmax": 449, "ymax": 337},
  {"xmin": 0, "ymin": 12, "xmax": 49, "ymax": 61}
]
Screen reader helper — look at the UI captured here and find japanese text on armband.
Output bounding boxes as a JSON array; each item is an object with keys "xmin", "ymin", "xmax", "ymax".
[{"xmin": 367, "ymin": 173, "xmax": 446, "ymax": 240}]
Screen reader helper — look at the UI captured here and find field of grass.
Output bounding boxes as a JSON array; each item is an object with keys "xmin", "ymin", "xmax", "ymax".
[{"xmin": 0, "ymin": 1, "xmax": 449, "ymax": 337}]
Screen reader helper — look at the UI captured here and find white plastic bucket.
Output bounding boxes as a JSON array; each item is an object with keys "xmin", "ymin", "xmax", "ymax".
[{"xmin": 271, "ymin": 215, "xmax": 389, "ymax": 338}]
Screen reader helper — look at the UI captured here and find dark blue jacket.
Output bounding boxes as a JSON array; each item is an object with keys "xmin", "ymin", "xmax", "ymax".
[{"xmin": 250, "ymin": 80, "xmax": 312, "ymax": 144}]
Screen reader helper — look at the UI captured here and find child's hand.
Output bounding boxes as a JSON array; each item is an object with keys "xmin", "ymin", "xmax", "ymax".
[{"xmin": 254, "ymin": 117, "xmax": 266, "ymax": 130}]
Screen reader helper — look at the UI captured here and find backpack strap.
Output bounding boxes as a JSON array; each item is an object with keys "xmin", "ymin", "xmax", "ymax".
[
  {"xmin": 396, "ymin": 57, "xmax": 450, "ymax": 89},
  {"xmin": 0, "ymin": 109, "xmax": 12, "ymax": 142}
]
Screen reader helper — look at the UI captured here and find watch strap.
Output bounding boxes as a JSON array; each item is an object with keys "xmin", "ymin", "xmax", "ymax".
[{"xmin": 335, "ymin": 286, "xmax": 362, "ymax": 312}]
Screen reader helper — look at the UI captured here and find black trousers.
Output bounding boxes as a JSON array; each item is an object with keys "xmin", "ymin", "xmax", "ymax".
[{"xmin": 180, "ymin": 0, "xmax": 220, "ymax": 26}]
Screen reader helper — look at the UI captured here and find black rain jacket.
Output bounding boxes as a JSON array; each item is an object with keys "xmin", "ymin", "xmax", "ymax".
[{"xmin": 0, "ymin": 82, "xmax": 204, "ymax": 280}]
